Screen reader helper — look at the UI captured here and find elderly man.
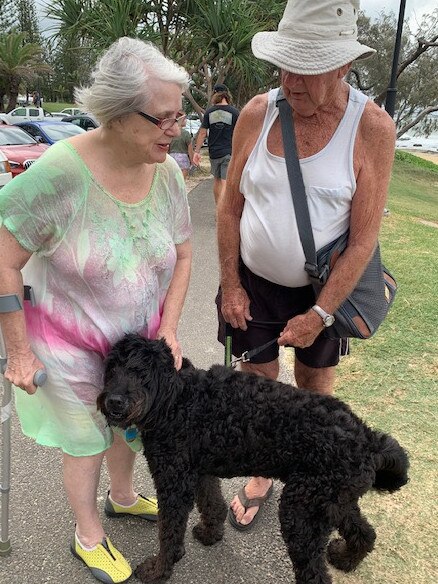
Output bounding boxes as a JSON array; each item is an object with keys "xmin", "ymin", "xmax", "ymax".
[{"xmin": 216, "ymin": 0, "xmax": 396, "ymax": 531}]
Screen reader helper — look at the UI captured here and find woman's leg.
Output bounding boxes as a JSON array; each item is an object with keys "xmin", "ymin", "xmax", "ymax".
[
  {"xmin": 105, "ymin": 431, "xmax": 137, "ymax": 505},
  {"xmin": 63, "ymin": 451, "xmax": 105, "ymax": 547}
]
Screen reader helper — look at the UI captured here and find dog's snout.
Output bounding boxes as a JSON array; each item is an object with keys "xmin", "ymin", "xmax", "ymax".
[{"xmin": 105, "ymin": 395, "xmax": 127, "ymax": 417}]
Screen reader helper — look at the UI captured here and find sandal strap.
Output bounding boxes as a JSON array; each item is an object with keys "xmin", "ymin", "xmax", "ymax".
[{"xmin": 237, "ymin": 482, "xmax": 273, "ymax": 510}]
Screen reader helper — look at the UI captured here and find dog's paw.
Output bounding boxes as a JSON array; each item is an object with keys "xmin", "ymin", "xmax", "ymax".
[
  {"xmin": 192, "ymin": 522, "xmax": 224, "ymax": 546},
  {"xmin": 135, "ymin": 556, "xmax": 170, "ymax": 583},
  {"xmin": 173, "ymin": 544, "xmax": 186, "ymax": 563},
  {"xmin": 327, "ymin": 538, "xmax": 357, "ymax": 572}
]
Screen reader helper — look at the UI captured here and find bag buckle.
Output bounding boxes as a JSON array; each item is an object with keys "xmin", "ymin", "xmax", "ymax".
[{"xmin": 305, "ymin": 262, "xmax": 329, "ymax": 286}]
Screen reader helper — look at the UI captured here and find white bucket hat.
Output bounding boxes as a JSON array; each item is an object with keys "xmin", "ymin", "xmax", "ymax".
[{"xmin": 252, "ymin": 0, "xmax": 376, "ymax": 75}]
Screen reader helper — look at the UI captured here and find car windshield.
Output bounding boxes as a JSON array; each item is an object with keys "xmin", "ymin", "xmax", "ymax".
[
  {"xmin": 41, "ymin": 123, "xmax": 86, "ymax": 141},
  {"xmin": 0, "ymin": 126, "xmax": 37, "ymax": 146}
]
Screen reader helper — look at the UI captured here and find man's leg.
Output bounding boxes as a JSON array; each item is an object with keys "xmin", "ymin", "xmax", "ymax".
[
  {"xmin": 294, "ymin": 358, "xmax": 336, "ymax": 395},
  {"xmin": 213, "ymin": 177, "xmax": 226, "ymax": 205},
  {"xmin": 228, "ymin": 359, "xmax": 278, "ymax": 527}
]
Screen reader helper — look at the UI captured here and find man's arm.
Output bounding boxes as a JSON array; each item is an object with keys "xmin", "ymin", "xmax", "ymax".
[
  {"xmin": 279, "ymin": 102, "xmax": 396, "ymax": 347},
  {"xmin": 216, "ymin": 94, "xmax": 268, "ymax": 330},
  {"xmin": 192, "ymin": 128, "xmax": 208, "ymax": 166}
]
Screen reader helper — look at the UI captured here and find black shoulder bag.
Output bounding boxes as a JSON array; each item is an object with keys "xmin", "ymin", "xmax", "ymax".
[{"xmin": 276, "ymin": 89, "xmax": 397, "ymax": 339}]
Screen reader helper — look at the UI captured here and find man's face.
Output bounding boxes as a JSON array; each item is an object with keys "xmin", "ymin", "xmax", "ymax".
[{"xmin": 281, "ymin": 65, "xmax": 350, "ymax": 117}]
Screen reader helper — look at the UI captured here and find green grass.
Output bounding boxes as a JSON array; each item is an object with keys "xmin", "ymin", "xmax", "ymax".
[
  {"xmin": 43, "ymin": 101, "xmax": 76, "ymax": 113},
  {"xmin": 332, "ymin": 153, "xmax": 438, "ymax": 583}
]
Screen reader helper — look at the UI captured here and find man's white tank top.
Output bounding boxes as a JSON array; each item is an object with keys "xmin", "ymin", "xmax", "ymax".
[{"xmin": 239, "ymin": 85, "xmax": 368, "ymax": 287}]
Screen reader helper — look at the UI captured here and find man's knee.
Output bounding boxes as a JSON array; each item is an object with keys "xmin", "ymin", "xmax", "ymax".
[
  {"xmin": 241, "ymin": 359, "xmax": 279, "ymax": 380},
  {"xmin": 294, "ymin": 358, "xmax": 335, "ymax": 394}
]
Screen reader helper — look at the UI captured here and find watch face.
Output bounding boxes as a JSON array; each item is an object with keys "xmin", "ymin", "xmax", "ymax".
[{"xmin": 324, "ymin": 315, "xmax": 335, "ymax": 326}]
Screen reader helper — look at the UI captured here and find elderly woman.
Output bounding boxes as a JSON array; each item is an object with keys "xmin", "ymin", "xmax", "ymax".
[{"xmin": 0, "ymin": 38, "xmax": 192, "ymax": 582}]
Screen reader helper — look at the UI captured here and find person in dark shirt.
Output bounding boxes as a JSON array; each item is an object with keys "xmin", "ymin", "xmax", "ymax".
[{"xmin": 193, "ymin": 84, "xmax": 239, "ymax": 204}]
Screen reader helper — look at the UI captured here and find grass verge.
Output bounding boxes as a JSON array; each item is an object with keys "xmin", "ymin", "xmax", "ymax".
[{"xmin": 332, "ymin": 153, "xmax": 438, "ymax": 583}]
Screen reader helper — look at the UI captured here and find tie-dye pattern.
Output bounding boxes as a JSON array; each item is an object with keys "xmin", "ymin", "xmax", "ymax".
[{"xmin": 0, "ymin": 140, "xmax": 192, "ymax": 455}]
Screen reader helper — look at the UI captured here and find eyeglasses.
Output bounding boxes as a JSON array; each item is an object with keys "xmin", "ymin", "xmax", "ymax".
[{"xmin": 137, "ymin": 111, "xmax": 186, "ymax": 130}]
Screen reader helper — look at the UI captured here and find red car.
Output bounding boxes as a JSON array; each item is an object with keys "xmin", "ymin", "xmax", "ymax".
[{"xmin": 0, "ymin": 124, "xmax": 49, "ymax": 177}]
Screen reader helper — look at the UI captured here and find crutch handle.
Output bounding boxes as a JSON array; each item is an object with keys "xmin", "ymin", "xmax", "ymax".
[
  {"xmin": 0, "ymin": 362, "xmax": 47, "ymax": 387},
  {"xmin": 33, "ymin": 369, "xmax": 47, "ymax": 386}
]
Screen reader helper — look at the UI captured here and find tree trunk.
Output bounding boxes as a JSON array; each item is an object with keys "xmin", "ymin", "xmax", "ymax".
[{"xmin": 6, "ymin": 78, "xmax": 19, "ymax": 111}]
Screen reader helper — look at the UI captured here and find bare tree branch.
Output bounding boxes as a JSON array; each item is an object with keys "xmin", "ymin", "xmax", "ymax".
[
  {"xmin": 348, "ymin": 69, "xmax": 375, "ymax": 91},
  {"xmin": 374, "ymin": 35, "xmax": 438, "ymax": 106},
  {"xmin": 396, "ymin": 105, "xmax": 438, "ymax": 138}
]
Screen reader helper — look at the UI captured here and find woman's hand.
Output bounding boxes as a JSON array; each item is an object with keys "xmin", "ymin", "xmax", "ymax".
[
  {"xmin": 221, "ymin": 285, "xmax": 252, "ymax": 330},
  {"xmin": 4, "ymin": 348, "xmax": 45, "ymax": 395},
  {"xmin": 278, "ymin": 310, "xmax": 324, "ymax": 349},
  {"xmin": 156, "ymin": 329, "xmax": 183, "ymax": 370}
]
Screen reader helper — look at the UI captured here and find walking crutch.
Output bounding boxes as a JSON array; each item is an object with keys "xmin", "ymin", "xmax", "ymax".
[{"xmin": 0, "ymin": 288, "xmax": 47, "ymax": 556}]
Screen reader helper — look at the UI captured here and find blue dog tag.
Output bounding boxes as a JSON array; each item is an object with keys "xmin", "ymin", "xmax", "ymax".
[{"xmin": 125, "ymin": 426, "xmax": 138, "ymax": 442}]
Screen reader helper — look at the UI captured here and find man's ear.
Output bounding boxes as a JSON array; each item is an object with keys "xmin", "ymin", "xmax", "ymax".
[{"xmin": 339, "ymin": 62, "xmax": 352, "ymax": 78}]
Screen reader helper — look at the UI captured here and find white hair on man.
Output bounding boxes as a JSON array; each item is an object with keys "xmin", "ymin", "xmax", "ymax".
[{"xmin": 75, "ymin": 37, "xmax": 189, "ymax": 126}]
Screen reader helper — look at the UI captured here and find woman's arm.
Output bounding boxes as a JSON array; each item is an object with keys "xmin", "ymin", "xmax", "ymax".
[
  {"xmin": 156, "ymin": 238, "xmax": 192, "ymax": 369},
  {"xmin": 0, "ymin": 226, "xmax": 44, "ymax": 394}
]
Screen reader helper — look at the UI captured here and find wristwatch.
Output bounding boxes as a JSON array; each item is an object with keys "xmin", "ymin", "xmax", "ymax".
[{"xmin": 311, "ymin": 305, "xmax": 335, "ymax": 327}]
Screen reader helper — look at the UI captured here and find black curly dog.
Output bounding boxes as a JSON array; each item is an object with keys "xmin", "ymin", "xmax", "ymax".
[{"xmin": 98, "ymin": 334, "xmax": 409, "ymax": 584}]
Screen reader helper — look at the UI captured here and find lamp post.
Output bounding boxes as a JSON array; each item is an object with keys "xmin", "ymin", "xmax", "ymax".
[{"xmin": 385, "ymin": 0, "xmax": 407, "ymax": 118}]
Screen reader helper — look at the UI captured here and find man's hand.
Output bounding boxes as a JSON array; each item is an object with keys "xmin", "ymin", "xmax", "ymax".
[
  {"xmin": 193, "ymin": 151, "xmax": 202, "ymax": 166},
  {"xmin": 221, "ymin": 285, "xmax": 252, "ymax": 330},
  {"xmin": 278, "ymin": 310, "xmax": 324, "ymax": 348}
]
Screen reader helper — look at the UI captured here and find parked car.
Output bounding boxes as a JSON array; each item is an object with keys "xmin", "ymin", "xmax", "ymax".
[
  {"xmin": 0, "ymin": 150, "xmax": 12, "ymax": 188},
  {"xmin": 15, "ymin": 120, "xmax": 86, "ymax": 145},
  {"xmin": 62, "ymin": 113, "xmax": 99, "ymax": 131},
  {"xmin": 0, "ymin": 125, "xmax": 49, "ymax": 177},
  {"xmin": 51, "ymin": 107, "xmax": 83, "ymax": 118},
  {"xmin": 0, "ymin": 106, "xmax": 53, "ymax": 124},
  {"xmin": 186, "ymin": 115, "xmax": 208, "ymax": 146}
]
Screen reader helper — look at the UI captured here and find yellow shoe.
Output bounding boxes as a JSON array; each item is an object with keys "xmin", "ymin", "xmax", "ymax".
[
  {"xmin": 71, "ymin": 535, "xmax": 132, "ymax": 583},
  {"xmin": 104, "ymin": 492, "xmax": 158, "ymax": 521}
]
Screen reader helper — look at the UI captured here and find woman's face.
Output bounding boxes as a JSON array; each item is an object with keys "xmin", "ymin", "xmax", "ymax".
[
  {"xmin": 281, "ymin": 66, "xmax": 349, "ymax": 117},
  {"xmin": 121, "ymin": 80, "xmax": 184, "ymax": 164}
]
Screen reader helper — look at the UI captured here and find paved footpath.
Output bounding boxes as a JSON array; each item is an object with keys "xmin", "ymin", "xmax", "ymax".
[{"xmin": 1, "ymin": 178, "xmax": 297, "ymax": 584}]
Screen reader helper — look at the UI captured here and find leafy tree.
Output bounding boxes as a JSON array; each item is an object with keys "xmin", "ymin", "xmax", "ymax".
[
  {"xmin": 353, "ymin": 9, "xmax": 438, "ymax": 137},
  {"xmin": 41, "ymin": 1, "xmax": 436, "ymax": 136},
  {"xmin": 16, "ymin": 0, "xmax": 42, "ymax": 45},
  {"xmin": 170, "ymin": 0, "xmax": 282, "ymax": 115},
  {"xmin": 0, "ymin": 0, "xmax": 18, "ymax": 36},
  {"xmin": 0, "ymin": 32, "xmax": 51, "ymax": 110},
  {"xmin": 0, "ymin": 0, "xmax": 19, "ymax": 108}
]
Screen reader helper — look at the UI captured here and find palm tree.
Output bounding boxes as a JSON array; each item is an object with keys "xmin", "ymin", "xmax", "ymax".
[
  {"xmin": 0, "ymin": 32, "xmax": 52, "ymax": 111},
  {"xmin": 178, "ymin": 0, "xmax": 279, "ymax": 112}
]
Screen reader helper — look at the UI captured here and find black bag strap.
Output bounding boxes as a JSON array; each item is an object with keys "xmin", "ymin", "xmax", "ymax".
[{"xmin": 275, "ymin": 89, "xmax": 328, "ymax": 288}]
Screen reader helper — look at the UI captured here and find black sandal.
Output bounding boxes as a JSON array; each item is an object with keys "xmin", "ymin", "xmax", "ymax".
[{"xmin": 228, "ymin": 481, "xmax": 274, "ymax": 532}]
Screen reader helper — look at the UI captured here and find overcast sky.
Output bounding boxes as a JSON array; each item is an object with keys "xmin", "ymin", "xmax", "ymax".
[{"xmin": 35, "ymin": 0, "xmax": 436, "ymax": 37}]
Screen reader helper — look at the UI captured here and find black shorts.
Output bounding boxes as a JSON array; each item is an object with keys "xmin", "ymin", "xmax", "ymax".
[{"xmin": 216, "ymin": 260, "xmax": 348, "ymax": 368}]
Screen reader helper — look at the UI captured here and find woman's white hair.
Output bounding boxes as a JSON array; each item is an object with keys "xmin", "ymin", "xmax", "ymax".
[{"xmin": 75, "ymin": 37, "xmax": 189, "ymax": 126}]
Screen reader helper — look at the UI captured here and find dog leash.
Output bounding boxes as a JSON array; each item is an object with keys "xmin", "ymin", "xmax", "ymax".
[
  {"xmin": 225, "ymin": 323, "xmax": 281, "ymax": 368},
  {"xmin": 230, "ymin": 337, "xmax": 280, "ymax": 368}
]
